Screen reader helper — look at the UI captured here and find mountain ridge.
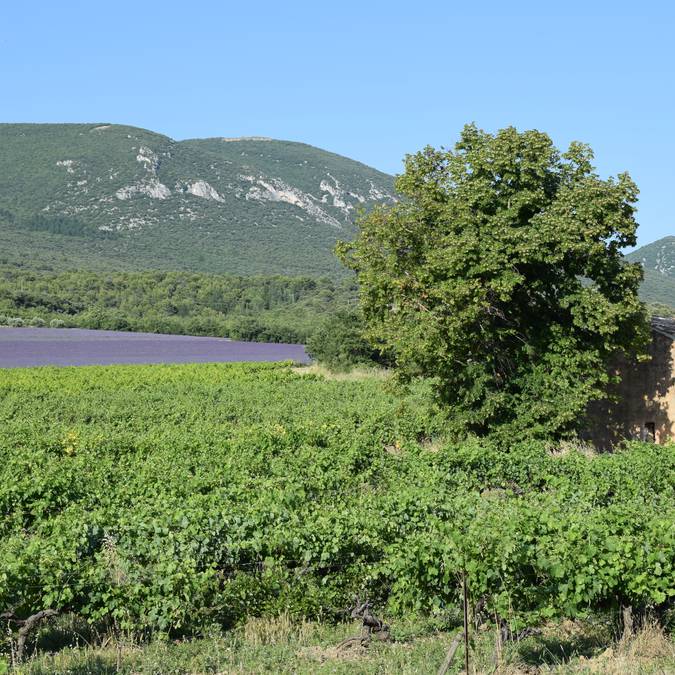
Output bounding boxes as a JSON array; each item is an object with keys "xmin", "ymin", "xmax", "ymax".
[{"xmin": 0, "ymin": 123, "xmax": 396, "ymax": 276}]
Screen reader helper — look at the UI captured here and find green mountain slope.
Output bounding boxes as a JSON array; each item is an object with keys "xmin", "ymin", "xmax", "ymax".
[
  {"xmin": 627, "ymin": 235, "xmax": 675, "ymax": 276},
  {"xmin": 0, "ymin": 123, "xmax": 396, "ymax": 276},
  {"xmin": 627, "ymin": 236, "xmax": 675, "ymax": 307}
]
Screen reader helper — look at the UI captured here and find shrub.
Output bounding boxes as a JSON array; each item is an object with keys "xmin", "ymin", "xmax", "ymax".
[
  {"xmin": 227, "ymin": 317, "xmax": 268, "ymax": 342},
  {"xmin": 306, "ymin": 311, "xmax": 385, "ymax": 371},
  {"xmin": 49, "ymin": 318, "xmax": 66, "ymax": 328}
]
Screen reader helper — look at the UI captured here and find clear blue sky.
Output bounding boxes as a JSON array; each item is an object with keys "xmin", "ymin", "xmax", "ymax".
[{"xmin": 2, "ymin": 1, "xmax": 673, "ymax": 246}]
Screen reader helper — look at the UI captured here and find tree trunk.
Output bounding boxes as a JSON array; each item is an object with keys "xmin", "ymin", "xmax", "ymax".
[{"xmin": 9, "ymin": 609, "xmax": 59, "ymax": 663}]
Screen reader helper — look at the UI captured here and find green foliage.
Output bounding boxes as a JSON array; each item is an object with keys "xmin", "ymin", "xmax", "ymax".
[
  {"xmin": 0, "ymin": 363, "xmax": 672, "ymax": 648},
  {"xmin": 305, "ymin": 311, "xmax": 385, "ymax": 370},
  {"xmin": 339, "ymin": 124, "xmax": 651, "ymax": 438}
]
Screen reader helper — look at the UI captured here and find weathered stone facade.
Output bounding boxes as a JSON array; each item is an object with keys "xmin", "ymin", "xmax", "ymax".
[{"xmin": 585, "ymin": 317, "xmax": 675, "ymax": 449}]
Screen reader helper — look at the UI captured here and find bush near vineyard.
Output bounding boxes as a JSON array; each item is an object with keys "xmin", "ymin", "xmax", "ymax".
[
  {"xmin": 305, "ymin": 310, "xmax": 389, "ymax": 370},
  {"xmin": 0, "ymin": 363, "xmax": 673, "ymax": 651}
]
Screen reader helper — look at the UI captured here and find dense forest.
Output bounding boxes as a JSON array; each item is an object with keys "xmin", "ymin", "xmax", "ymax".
[{"xmin": 0, "ymin": 267, "xmax": 358, "ymax": 344}]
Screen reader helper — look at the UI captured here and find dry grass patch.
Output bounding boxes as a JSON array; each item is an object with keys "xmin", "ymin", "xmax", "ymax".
[
  {"xmin": 298, "ymin": 644, "xmax": 375, "ymax": 664},
  {"xmin": 500, "ymin": 619, "xmax": 675, "ymax": 674},
  {"xmin": 548, "ymin": 439, "xmax": 598, "ymax": 458},
  {"xmin": 619, "ymin": 620, "xmax": 675, "ymax": 661},
  {"xmin": 291, "ymin": 364, "xmax": 390, "ymax": 381},
  {"xmin": 241, "ymin": 612, "xmax": 314, "ymax": 647}
]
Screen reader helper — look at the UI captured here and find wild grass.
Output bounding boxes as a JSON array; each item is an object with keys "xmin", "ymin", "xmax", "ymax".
[
  {"xmin": 548, "ymin": 438, "xmax": 598, "ymax": 458},
  {"xmin": 12, "ymin": 614, "xmax": 674, "ymax": 674},
  {"xmin": 241, "ymin": 612, "xmax": 314, "ymax": 647},
  {"xmin": 291, "ymin": 363, "xmax": 391, "ymax": 381}
]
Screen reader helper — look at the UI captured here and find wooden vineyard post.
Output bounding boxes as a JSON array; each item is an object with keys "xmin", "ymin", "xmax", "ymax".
[
  {"xmin": 436, "ymin": 569, "xmax": 471, "ymax": 675},
  {"xmin": 436, "ymin": 631, "xmax": 464, "ymax": 675},
  {"xmin": 463, "ymin": 569, "xmax": 470, "ymax": 674}
]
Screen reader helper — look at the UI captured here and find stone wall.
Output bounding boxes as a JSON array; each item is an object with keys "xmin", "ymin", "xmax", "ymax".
[{"xmin": 584, "ymin": 333, "xmax": 675, "ymax": 449}]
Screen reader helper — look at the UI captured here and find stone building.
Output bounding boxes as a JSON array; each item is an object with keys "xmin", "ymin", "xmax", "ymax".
[{"xmin": 586, "ymin": 317, "xmax": 675, "ymax": 449}]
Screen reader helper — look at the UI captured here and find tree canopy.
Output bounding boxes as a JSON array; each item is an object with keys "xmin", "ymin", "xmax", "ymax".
[{"xmin": 338, "ymin": 124, "xmax": 650, "ymax": 438}]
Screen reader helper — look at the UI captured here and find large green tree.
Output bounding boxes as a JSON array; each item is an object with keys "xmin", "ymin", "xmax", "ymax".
[{"xmin": 338, "ymin": 125, "xmax": 650, "ymax": 438}]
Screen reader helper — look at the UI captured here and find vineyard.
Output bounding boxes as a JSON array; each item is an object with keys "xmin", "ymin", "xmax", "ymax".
[{"xmin": 1, "ymin": 362, "xmax": 674, "ymax": 669}]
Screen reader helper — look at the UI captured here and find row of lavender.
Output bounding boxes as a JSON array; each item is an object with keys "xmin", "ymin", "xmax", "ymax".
[{"xmin": 0, "ymin": 327, "xmax": 309, "ymax": 368}]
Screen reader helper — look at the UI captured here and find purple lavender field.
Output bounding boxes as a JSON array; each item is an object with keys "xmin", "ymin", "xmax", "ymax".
[{"xmin": 0, "ymin": 327, "xmax": 310, "ymax": 368}]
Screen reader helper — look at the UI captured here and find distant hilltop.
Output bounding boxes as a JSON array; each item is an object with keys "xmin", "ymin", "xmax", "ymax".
[
  {"xmin": 626, "ymin": 236, "xmax": 675, "ymax": 307},
  {"xmin": 0, "ymin": 123, "xmax": 396, "ymax": 277},
  {"xmin": 220, "ymin": 136, "xmax": 273, "ymax": 142}
]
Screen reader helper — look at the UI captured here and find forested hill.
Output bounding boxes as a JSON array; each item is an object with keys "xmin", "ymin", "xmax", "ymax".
[
  {"xmin": 0, "ymin": 123, "xmax": 396, "ymax": 276},
  {"xmin": 627, "ymin": 236, "xmax": 675, "ymax": 307}
]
